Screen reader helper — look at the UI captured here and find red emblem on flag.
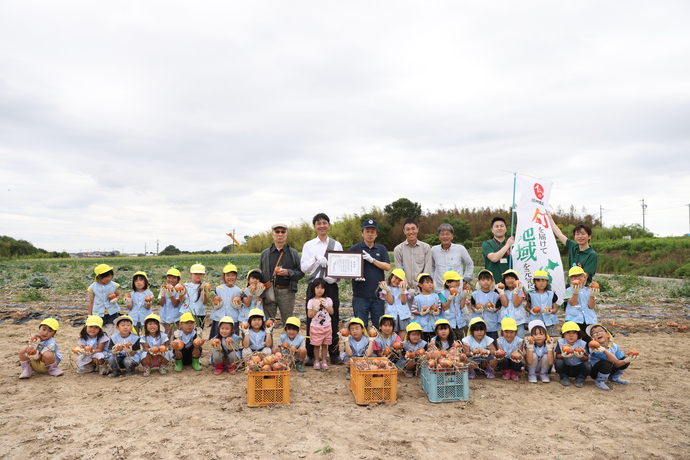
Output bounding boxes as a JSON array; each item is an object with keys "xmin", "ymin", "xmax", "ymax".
[{"xmin": 533, "ymin": 183, "xmax": 544, "ymax": 200}]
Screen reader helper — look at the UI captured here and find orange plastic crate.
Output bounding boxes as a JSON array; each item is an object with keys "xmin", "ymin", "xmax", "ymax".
[
  {"xmin": 247, "ymin": 370, "xmax": 290, "ymax": 406},
  {"xmin": 349, "ymin": 358, "xmax": 397, "ymax": 405}
]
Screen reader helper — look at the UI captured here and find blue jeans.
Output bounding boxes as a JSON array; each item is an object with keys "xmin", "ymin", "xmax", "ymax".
[{"xmin": 352, "ymin": 297, "xmax": 385, "ymax": 329}]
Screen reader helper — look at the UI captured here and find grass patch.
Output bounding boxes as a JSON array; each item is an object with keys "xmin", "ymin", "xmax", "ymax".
[{"xmin": 14, "ymin": 289, "xmax": 50, "ymax": 302}]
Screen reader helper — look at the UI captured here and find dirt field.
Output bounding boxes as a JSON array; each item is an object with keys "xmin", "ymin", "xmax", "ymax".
[{"xmin": 1, "ymin": 295, "xmax": 689, "ymax": 460}]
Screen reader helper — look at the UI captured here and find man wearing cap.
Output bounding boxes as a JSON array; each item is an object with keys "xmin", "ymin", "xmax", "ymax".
[
  {"xmin": 430, "ymin": 223, "xmax": 474, "ymax": 293},
  {"xmin": 482, "ymin": 216, "xmax": 515, "ymax": 283},
  {"xmin": 300, "ymin": 213, "xmax": 344, "ymax": 365},
  {"xmin": 393, "ymin": 218, "xmax": 432, "ymax": 292},
  {"xmin": 350, "ymin": 219, "xmax": 391, "ymax": 328},
  {"xmin": 260, "ymin": 223, "xmax": 305, "ymax": 323}
]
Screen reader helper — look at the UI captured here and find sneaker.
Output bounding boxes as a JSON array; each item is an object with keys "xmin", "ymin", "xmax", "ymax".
[
  {"xmin": 502, "ymin": 370, "xmax": 511, "ymax": 380},
  {"xmin": 485, "ymin": 368, "xmax": 495, "ymax": 379},
  {"xmin": 305, "ymin": 357, "xmax": 315, "ymax": 367},
  {"xmin": 330, "ymin": 355, "xmax": 343, "ymax": 365},
  {"xmin": 346, "ymin": 368, "xmax": 350, "ymax": 380},
  {"xmin": 143, "ymin": 367, "xmax": 151, "ymax": 377},
  {"xmin": 540, "ymin": 371, "xmax": 550, "ymax": 383},
  {"xmin": 108, "ymin": 369, "xmax": 121, "ymax": 378},
  {"xmin": 295, "ymin": 361, "xmax": 306, "ymax": 373},
  {"xmin": 321, "ymin": 360, "xmax": 329, "ymax": 371},
  {"xmin": 510, "ymin": 370, "xmax": 519, "ymax": 382},
  {"xmin": 313, "ymin": 361, "xmax": 321, "ymax": 370},
  {"xmin": 468, "ymin": 369, "xmax": 476, "ymax": 379},
  {"xmin": 560, "ymin": 377, "xmax": 570, "ymax": 386},
  {"xmin": 159, "ymin": 367, "xmax": 168, "ymax": 375},
  {"xmin": 574, "ymin": 379, "xmax": 584, "ymax": 388},
  {"xmin": 528, "ymin": 373, "xmax": 538, "ymax": 383}
]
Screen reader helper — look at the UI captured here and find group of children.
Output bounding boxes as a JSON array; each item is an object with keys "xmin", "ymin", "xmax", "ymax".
[{"xmin": 18, "ymin": 262, "xmax": 637, "ymax": 390}]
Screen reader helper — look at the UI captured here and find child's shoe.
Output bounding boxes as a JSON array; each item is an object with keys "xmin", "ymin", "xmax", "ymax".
[
  {"xmin": 511, "ymin": 370, "xmax": 520, "ymax": 382},
  {"xmin": 313, "ymin": 360, "xmax": 321, "ymax": 370},
  {"xmin": 98, "ymin": 364, "xmax": 109, "ymax": 375},
  {"xmin": 485, "ymin": 367, "xmax": 495, "ymax": 379},
  {"xmin": 19, "ymin": 361, "xmax": 34, "ymax": 379},
  {"xmin": 227, "ymin": 363, "xmax": 237, "ymax": 375},
  {"xmin": 174, "ymin": 359, "xmax": 184, "ymax": 372},
  {"xmin": 159, "ymin": 366, "xmax": 168, "ymax": 375},
  {"xmin": 502, "ymin": 370, "xmax": 511, "ymax": 380},
  {"xmin": 560, "ymin": 376, "xmax": 571, "ymax": 386},
  {"xmin": 214, "ymin": 364, "xmax": 225, "ymax": 375},
  {"xmin": 143, "ymin": 367, "xmax": 152, "ymax": 377},
  {"xmin": 345, "ymin": 368, "xmax": 350, "ymax": 380},
  {"xmin": 594, "ymin": 373, "xmax": 610, "ymax": 391},
  {"xmin": 528, "ymin": 367, "xmax": 538, "ymax": 383},
  {"xmin": 468, "ymin": 368, "xmax": 476, "ymax": 379},
  {"xmin": 404, "ymin": 369, "xmax": 414, "ymax": 378},
  {"xmin": 321, "ymin": 360, "xmax": 329, "ymax": 371},
  {"xmin": 295, "ymin": 361, "xmax": 306, "ymax": 373},
  {"xmin": 192, "ymin": 358, "xmax": 202, "ymax": 371},
  {"xmin": 574, "ymin": 378, "xmax": 584, "ymax": 388},
  {"xmin": 539, "ymin": 368, "xmax": 550, "ymax": 383},
  {"xmin": 609, "ymin": 370, "xmax": 629, "ymax": 385},
  {"xmin": 108, "ymin": 368, "xmax": 121, "ymax": 378},
  {"xmin": 47, "ymin": 363, "xmax": 64, "ymax": 377}
]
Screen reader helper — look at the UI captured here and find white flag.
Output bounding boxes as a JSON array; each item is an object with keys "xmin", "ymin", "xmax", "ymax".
[{"xmin": 512, "ymin": 175, "xmax": 565, "ymax": 301}]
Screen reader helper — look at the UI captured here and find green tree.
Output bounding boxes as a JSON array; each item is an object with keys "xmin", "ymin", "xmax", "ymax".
[
  {"xmin": 384, "ymin": 198, "xmax": 422, "ymax": 225},
  {"xmin": 159, "ymin": 245, "xmax": 181, "ymax": 256}
]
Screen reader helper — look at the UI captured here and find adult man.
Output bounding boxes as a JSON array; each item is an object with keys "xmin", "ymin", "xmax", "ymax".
[
  {"xmin": 430, "ymin": 223, "xmax": 474, "ymax": 292},
  {"xmin": 393, "ymin": 218, "xmax": 432, "ymax": 291},
  {"xmin": 259, "ymin": 223, "xmax": 304, "ymax": 323},
  {"xmin": 482, "ymin": 216, "xmax": 515, "ymax": 283},
  {"xmin": 350, "ymin": 219, "xmax": 391, "ymax": 328},
  {"xmin": 300, "ymin": 213, "xmax": 344, "ymax": 365}
]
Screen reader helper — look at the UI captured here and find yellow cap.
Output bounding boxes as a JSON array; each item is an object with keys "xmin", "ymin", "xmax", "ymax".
[
  {"xmin": 166, "ymin": 267, "xmax": 181, "ymax": 277},
  {"xmin": 40, "ymin": 318, "xmax": 59, "ymax": 332},
  {"xmin": 285, "ymin": 317, "xmax": 301, "ymax": 328},
  {"xmin": 114, "ymin": 315, "xmax": 133, "ymax": 326},
  {"xmin": 404, "ymin": 321, "xmax": 422, "ymax": 340},
  {"xmin": 502, "ymin": 269, "xmax": 519, "ymax": 279},
  {"xmin": 469, "ymin": 317, "xmax": 486, "ymax": 327},
  {"xmin": 346, "ymin": 318, "xmax": 365, "ymax": 329},
  {"xmin": 247, "ymin": 269, "xmax": 262, "ymax": 278},
  {"xmin": 416, "ymin": 272, "xmax": 432, "ymax": 283},
  {"xmin": 443, "ymin": 270, "xmax": 461, "ymax": 282},
  {"xmin": 179, "ymin": 312, "xmax": 195, "ymax": 323},
  {"xmin": 561, "ymin": 321, "xmax": 581, "ymax": 333},
  {"xmin": 248, "ymin": 308, "xmax": 264, "ymax": 319},
  {"xmin": 190, "ymin": 263, "xmax": 206, "ymax": 274},
  {"xmin": 94, "ymin": 264, "xmax": 113, "ymax": 276},
  {"xmin": 223, "ymin": 264, "xmax": 238, "ymax": 274},
  {"xmin": 500, "ymin": 317, "xmax": 518, "ymax": 331},
  {"xmin": 434, "ymin": 318, "xmax": 450, "ymax": 328},
  {"xmin": 85, "ymin": 316, "xmax": 104, "ymax": 328},
  {"xmin": 144, "ymin": 314, "xmax": 161, "ymax": 323},
  {"xmin": 533, "ymin": 270, "xmax": 549, "ymax": 280},
  {"xmin": 568, "ymin": 266, "xmax": 585, "ymax": 277},
  {"xmin": 390, "ymin": 269, "xmax": 406, "ymax": 281},
  {"xmin": 133, "ymin": 271, "xmax": 148, "ymax": 280},
  {"xmin": 477, "ymin": 269, "xmax": 495, "ymax": 280},
  {"xmin": 218, "ymin": 316, "xmax": 235, "ymax": 325}
]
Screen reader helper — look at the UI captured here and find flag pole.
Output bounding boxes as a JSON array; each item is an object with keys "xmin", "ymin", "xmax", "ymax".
[{"xmin": 509, "ymin": 172, "xmax": 517, "ymax": 269}]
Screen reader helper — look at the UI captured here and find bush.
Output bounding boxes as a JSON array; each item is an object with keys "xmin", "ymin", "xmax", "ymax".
[
  {"xmin": 594, "ymin": 277, "xmax": 612, "ymax": 293},
  {"xmin": 15, "ymin": 289, "xmax": 49, "ymax": 302},
  {"xmin": 674, "ymin": 263, "xmax": 690, "ymax": 279},
  {"xmin": 26, "ymin": 275, "xmax": 52, "ymax": 288},
  {"xmin": 669, "ymin": 281, "xmax": 690, "ymax": 298}
]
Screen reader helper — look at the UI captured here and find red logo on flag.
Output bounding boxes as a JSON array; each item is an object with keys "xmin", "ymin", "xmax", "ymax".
[{"xmin": 533, "ymin": 183, "xmax": 544, "ymax": 200}]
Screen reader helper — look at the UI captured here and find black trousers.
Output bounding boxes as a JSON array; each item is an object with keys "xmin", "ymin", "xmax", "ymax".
[{"xmin": 306, "ymin": 281, "xmax": 340, "ymax": 360}]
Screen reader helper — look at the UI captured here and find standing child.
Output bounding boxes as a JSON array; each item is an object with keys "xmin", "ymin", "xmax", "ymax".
[
  {"xmin": 140, "ymin": 314, "xmax": 173, "ymax": 376},
  {"xmin": 210, "ymin": 264, "xmax": 244, "ymax": 339},
  {"xmin": 525, "ymin": 270, "xmax": 559, "ymax": 337},
  {"xmin": 373, "ymin": 314, "xmax": 403, "ymax": 360},
  {"xmin": 470, "ymin": 269, "xmax": 500, "ymax": 340},
  {"xmin": 307, "ymin": 278, "xmax": 334, "ymax": 370},
  {"xmin": 398, "ymin": 322, "xmax": 428, "ymax": 378},
  {"xmin": 18, "ymin": 318, "xmax": 63, "ymax": 378},
  {"xmin": 524, "ymin": 319, "xmax": 556, "ymax": 383},
  {"xmin": 586, "ymin": 324, "xmax": 637, "ymax": 390},
  {"xmin": 159, "ymin": 267, "xmax": 185, "ymax": 338},
  {"xmin": 410, "ymin": 273, "xmax": 440, "ymax": 342},
  {"xmin": 496, "ymin": 269, "xmax": 527, "ymax": 339},
  {"xmin": 430, "ymin": 318, "xmax": 456, "ymax": 350},
  {"xmin": 182, "ymin": 263, "xmax": 210, "ymax": 329},
  {"xmin": 209, "ymin": 316, "xmax": 241, "ymax": 375},
  {"xmin": 87, "ymin": 264, "xmax": 120, "ymax": 337},
  {"xmin": 439, "ymin": 270, "xmax": 468, "ymax": 340},
  {"xmin": 107, "ymin": 315, "xmax": 141, "ymax": 377},
  {"xmin": 379, "ymin": 269, "xmax": 412, "ymax": 339},
  {"xmin": 277, "ymin": 317, "xmax": 308, "ymax": 373},
  {"xmin": 75, "ymin": 315, "xmax": 110, "ymax": 375},
  {"xmin": 125, "ymin": 271, "xmax": 153, "ymax": 333},
  {"xmin": 173, "ymin": 312, "xmax": 204, "ymax": 372},
  {"xmin": 555, "ymin": 321, "xmax": 591, "ymax": 387},
  {"xmin": 241, "ymin": 269, "xmax": 266, "ymax": 323},
  {"xmin": 462, "ymin": 317, "xmax": 498, "ymax": 379},
  {"xmin": 563, "ymin": 266, "xmax": 599, "ymax": 342},
  {"xmin": 240, "ymin": 308, "xmax": 273, "ymax": 358},
  {"xmin": 340, "ymin": 318, "xmax": 374, "ymax": 380},
  {"xmin": 496, "ymin": 317, "xmax": 524, "ymax": 381}
]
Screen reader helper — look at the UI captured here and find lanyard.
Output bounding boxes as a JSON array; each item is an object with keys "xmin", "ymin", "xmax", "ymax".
[{"xmin": 494, "ymin": 238, "xmax": 510, "ymax": 256}]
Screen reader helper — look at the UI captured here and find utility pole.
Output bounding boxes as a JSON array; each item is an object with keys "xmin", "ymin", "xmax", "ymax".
[
  {"xmin": 599, "ymin": 205, "xmax": 603, "ymax": 226},
  {"xmin": 156, "ymin": 240, "xmax": 159, "ymax": 255},
  {"xmin": 145, "ymin": 242, "xmax": 147, "ymax": 255},
  {"xmin": 640, "ymin": 199, "xmax": 647, "ymax": 230},
  {"xmin": 687, "ymin": 204, "xmax": 690, "ymax": 234}
]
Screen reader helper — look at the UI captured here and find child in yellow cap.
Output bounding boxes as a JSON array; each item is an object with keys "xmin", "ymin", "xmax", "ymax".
[
  {"xmin": 172, "ymin": 312, "xmax": 204, "ymax": 372},
  {"xmin": 340, "ymin": 318, "xmax": 374, "ymax": 380},
  {"xmin": 75, "ymin": 315, "xmax": 110, "ymax": 375},
  {"xmin": 555, "ymin": 321, "xmax": 591, "ymax": 387},
  {"xmin": 141, "ymin": 314, "xmax": 173, "ymax": 376},
  {"xmin": 87, "ymin": 264, "xmax": 120, "ymax": 337},
  {"xmin": 496, "ymin": 317, "xmax": 525, "ymax": 382},
  {"xmin": 379, "ymin": 268, "xmax": 412, "ymax": 339},
  {"xmin": 181, "ymin": 263, "xmax": 210, "ymax": 329},
  {"xmin": 18, "ymin": 318, "xmax": 63, "ymax": 379},
  {"xmin": 277, "ymin": 316, "xmax": 308, "ymax": 372}
]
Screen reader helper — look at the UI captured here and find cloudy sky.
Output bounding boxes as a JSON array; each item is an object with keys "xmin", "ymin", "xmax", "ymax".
[{"xmin": 1, "ymin": 1, "xmax": 689, "ymax": 254}]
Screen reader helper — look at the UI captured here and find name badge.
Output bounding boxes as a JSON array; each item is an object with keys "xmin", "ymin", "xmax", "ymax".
[{"xmin": 500, "ymin": 258, "xmax": 508, "ymax": 264}]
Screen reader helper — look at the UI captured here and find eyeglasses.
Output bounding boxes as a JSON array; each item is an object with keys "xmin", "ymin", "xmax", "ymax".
[{"xmin": 273, "ymin": 230, "xmax": 286, "ymax": 234}]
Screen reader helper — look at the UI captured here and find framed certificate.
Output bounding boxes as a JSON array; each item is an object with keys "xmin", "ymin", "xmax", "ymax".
[{"xmin": 325, "ymin": 251, "xmax": 363, "ymax": 279}]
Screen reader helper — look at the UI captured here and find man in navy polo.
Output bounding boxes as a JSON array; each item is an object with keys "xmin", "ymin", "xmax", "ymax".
[{"xmin": 350, "ymin": 219, "xmax": 391, "ymax": 328}]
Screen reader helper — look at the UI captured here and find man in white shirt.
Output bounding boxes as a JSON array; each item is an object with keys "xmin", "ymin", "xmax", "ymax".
[
  {"xmin": 431, "ymin": 223, "xmax": 474, "ymax": 292},
  {"xmin": 300, "ymin": 213, "xmax": 344, "ymax": 365}
]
